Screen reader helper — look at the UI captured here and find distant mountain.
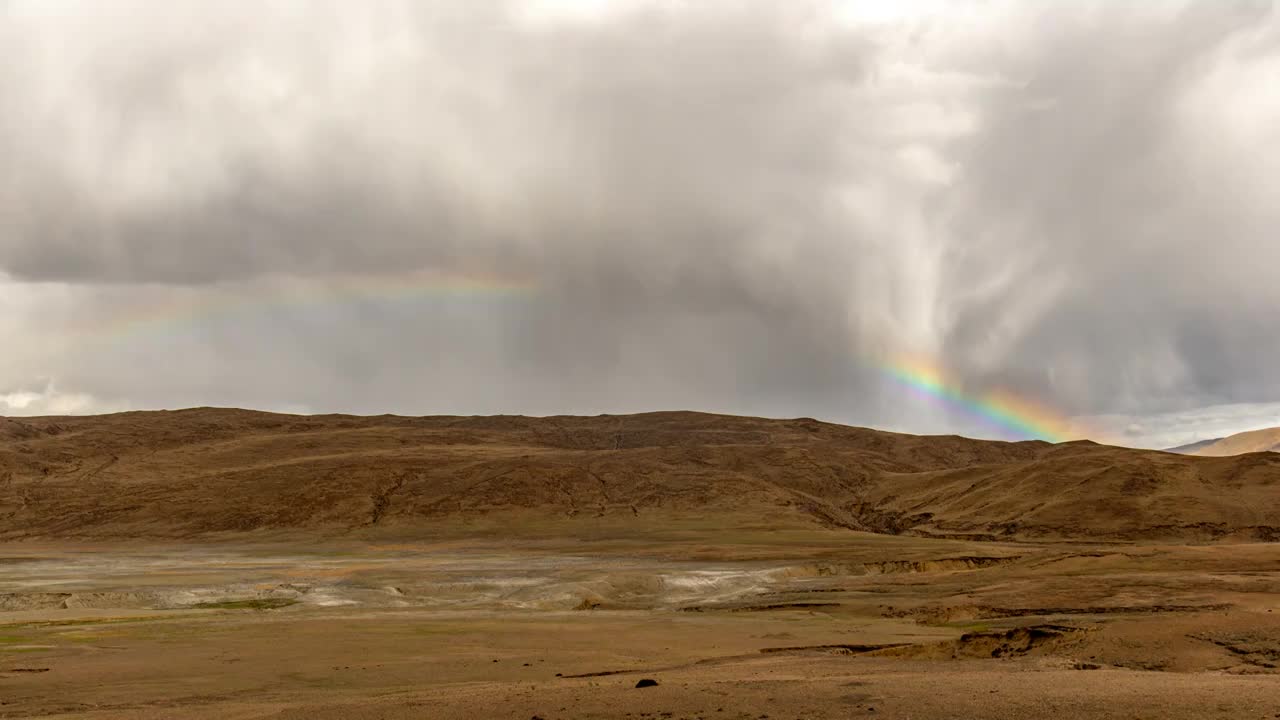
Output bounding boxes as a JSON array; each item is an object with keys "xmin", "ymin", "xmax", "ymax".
[
  {"xmin": 1188, "ymin": 427, "xmax": 1280, "ymax": 457},
  {"xmin": 1165, "ymin": 438, "xmax": 1224, "ymax": 454}
]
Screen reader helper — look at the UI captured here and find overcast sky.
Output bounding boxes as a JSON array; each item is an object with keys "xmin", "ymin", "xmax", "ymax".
[{"xmin": 2, "ymin": 0, "xmax": 1278, "ymax": 448}]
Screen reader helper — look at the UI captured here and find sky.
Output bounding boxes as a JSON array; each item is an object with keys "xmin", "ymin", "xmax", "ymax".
[{"xmin": 2, "ymin": 0, "xmax": 1278, "ymax": 449}]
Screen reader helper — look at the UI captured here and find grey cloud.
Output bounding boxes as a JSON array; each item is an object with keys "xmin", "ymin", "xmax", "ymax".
[
  {"xmin": 2, "ymin": 1, "xmax": 873, "ymax": 285},
  {"xmin": 2, "ymin": 1, "xmax": 1279, "ymax": 438}
]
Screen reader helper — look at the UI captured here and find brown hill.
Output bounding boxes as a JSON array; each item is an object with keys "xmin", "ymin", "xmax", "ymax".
[
  {"xmin": 1189, "ymin": 426, "xmax": 1280, "ymax": 457},
  {"xmin": 2, "ymin": 408, "xmax": 1280, "ymax": 542}
]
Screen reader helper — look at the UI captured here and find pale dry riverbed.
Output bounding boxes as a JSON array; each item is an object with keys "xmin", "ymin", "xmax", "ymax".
[{"xmin": 4, "ymin": 533, "xmax": 1280, "ymax": 719}]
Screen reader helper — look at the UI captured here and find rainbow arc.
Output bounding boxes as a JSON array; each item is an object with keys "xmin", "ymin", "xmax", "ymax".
[
  {"xmin": 879, "ymin": 355, "xmax": 1084, "ymax": 443},
  {"xmin": 87, "ymin": 268, "xmax": 537, "ymax": 341}
]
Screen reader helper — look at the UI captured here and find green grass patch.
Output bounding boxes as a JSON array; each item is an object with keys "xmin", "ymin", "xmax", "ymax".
[
  {"xmin": 0, "ymin": 615, "xmax": 175, "ymax": 631},
  {"xmin": 192, "ymin": 598, "xmax": 299, "ymax": 611},
  {"xmin": 57, "ymin": 629, "xmax": 125, "ymax": 643}
]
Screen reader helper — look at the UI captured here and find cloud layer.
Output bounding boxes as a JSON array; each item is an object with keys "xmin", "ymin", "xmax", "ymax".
[{"xmin": 2, "ymin": 0, "xmax": 1278, "ymax": 446}]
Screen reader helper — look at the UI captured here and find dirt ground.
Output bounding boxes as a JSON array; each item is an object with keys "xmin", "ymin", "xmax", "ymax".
[{"xmin": 4, "ymin": 530, "xmax": 1280, "ymax": 719}]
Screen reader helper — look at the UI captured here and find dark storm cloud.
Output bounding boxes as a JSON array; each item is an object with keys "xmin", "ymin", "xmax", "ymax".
[
  {"xmin": 938, "ymin": 1, "xmax": 1280, "ymax": 415},
  {"xmin": 1, "ymin": 0, "xmax": 1278, "ymax": 444},
  {"xmin": 1, "ymin": 1, "xmax": 872, "ymax": 286}
]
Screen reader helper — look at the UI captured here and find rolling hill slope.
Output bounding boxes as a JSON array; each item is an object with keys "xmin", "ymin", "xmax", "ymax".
[{"xmin": 3, "ymin": 409, "xmax": 1280, "ymax": 542}]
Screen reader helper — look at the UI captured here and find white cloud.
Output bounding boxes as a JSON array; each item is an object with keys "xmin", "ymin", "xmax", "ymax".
[
  {"xmin": 0, "ymin": 380, "xmax": 122, "ymax": 416},
  {"xmin": 1081, "ymin": 402, "xmax": 1280, "ymax": 450}
]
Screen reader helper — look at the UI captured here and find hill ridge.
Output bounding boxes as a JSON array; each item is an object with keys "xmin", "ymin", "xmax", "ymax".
[{"xmin": 3, "ymin": 410, "xmax": 1279, "ymax": 542}]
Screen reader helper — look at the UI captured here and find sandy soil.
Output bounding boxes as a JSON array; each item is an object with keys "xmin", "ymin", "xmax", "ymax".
[{"xmin": 4, "ymin": 531, "xmax": 1280, "ymax": 719}]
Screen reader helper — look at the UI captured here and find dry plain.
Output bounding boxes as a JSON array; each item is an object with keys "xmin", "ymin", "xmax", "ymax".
[{"xmin": 3, "ymin": 410, "xmax": 1280, "ymax": 718}]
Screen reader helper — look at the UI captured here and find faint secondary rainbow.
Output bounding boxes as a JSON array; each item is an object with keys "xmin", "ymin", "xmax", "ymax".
[
  {"xmin": 879, "ymin": 354, "xmax": 1083, "ymax": 443},
  {"xmin": 84, "ymin": 268, "xmax": 539, "ymax": 342}
]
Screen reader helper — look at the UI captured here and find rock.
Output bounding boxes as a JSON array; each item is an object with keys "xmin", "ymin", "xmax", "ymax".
[{"xmin": 635, "ymin": 678, "xmax": 659, "ymax": 688}]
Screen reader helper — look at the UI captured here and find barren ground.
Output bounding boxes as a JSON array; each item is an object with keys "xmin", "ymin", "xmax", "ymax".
[
  {"xmin": 4, "ymin": 411, "xmax": 1280, "ymax": 718},
  {"xmin": 4, "ymin": 528, "xmax": 1280, "ymax": 719}
]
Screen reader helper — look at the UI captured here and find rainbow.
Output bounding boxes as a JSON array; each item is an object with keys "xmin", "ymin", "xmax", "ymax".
[
  {"xmin": 83, "ymin": 268, "xmax": 539, "ymax": 342},
  {"xmin": 879, "ymin": 354, "xmax": 1082, "ymax": 443}
]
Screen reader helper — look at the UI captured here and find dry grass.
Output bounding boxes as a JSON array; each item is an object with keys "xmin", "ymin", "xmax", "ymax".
[{"xmin": 3, "ymin": 409, "xmax": 1280, "ymax": 542}]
